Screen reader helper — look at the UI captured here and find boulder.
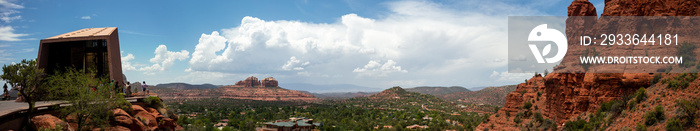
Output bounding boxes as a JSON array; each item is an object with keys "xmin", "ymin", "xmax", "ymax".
[
  {"xmin": 31, "ymin": 114, "xmax": 72, "ymax": 131},
  {"xmin": 113, "ymin": 109, "xmax": 131, "ymax": 117},
  {"xmin": 134, "ymin": 110, "xmax": 158, "ymax": 130},
  {"xmin": 131, "ymin": 105, "xmax": 146, "ymax": 112},
  {"xmin": 112, "ymin": 108, "xmax": 145, "ymax": 131},
  {"xmin": 157, "ymin": 118, "xmax": 183, "ymax": 131}
]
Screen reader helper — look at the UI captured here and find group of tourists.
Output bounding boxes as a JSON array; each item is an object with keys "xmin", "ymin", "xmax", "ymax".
[{"xmin": 109, "ymin": 80, "xmax": 149, "ymax": 97}]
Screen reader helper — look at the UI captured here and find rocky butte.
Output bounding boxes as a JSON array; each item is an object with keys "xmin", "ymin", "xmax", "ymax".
[
  {"xmin": 234, "ymin": 76, "xmax": 278, "ymax": 87},
  {"xmin": 153, "ymin": 76, "xmax": 319, "ymax": 102},
  {"xmin": 478, "ymin": 0, "xmax": 700, "ymax": 130}
]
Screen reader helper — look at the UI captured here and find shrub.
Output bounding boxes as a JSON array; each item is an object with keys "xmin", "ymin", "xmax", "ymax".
[
  {"xmin": 533, "ymin": 112, "xmax": 544, "ymax": 122},
  {"xmin": 523, "ymin": 102, "xmax": 532, "ymax": 110},
  {"xmin": 651, "ymin": 74, "xmax": 663, "ymax": 85},
  {"xmin": 628, "ymin": 100, "xmax": 637, "ymax": 110},
  {"xmin": 514, "ymin": 116, "xmax": 522, "ymax": 124},
  {"xmin": 636, "ymin": 123, "xmax": 647, "ymax": 131},
  {"xmin": 634, "ymin": 88, "xmax": 647, "ymax": 103},
  {"xmin": 675, "ymin": 99, "xmax": 699, "ymax": 127},
  {"xmin": 665, "ymin": 117, "xmax": 682, "ymax": 131},
  {"xmin": 599, "ymin": 100, "xmax": 624, "ymax": 115},
  {"xmin": 564, "ymin": 119, "xmax": 591, "ymax": 131},
  {"xmin": 677, "ymin": 42, "xmax": 696, "ymax": 68},
  {"xmin": 643, "ymin": 105, "xmax": 665, "ymax": 125},
  {"xmin": 117, "ymin": 98, "xmax": 134, "ymax": 115},
  {"xmin": 667, "ymin": 73, "xmax": 697, "ymax": 90},
  {"xmin": 145, "ymin": 96, "xmax": 163, "ymax": 108}
]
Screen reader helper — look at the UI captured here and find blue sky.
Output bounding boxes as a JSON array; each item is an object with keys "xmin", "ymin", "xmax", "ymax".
[{"xmin": 0, "ymin": 0, "xmax": 606, "ymax": 93}]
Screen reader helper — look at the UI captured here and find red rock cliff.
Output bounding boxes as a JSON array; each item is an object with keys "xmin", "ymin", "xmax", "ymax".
[{"xmin": 478, "ymin": 0, "xmax": 699, "ymax": 130}]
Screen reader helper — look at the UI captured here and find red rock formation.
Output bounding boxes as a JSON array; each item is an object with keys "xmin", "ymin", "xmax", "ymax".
[
  {"xmin": 153, "ymin": 84, "xmax": 321, "ymax": 102},
  {"xmin": 31, "ymin": 114, "xmax": 71, "ymax": 130},
  {"xmin": 261, "ymin": 77, "xmax": 278, "ymax": 87},
  {"xmin": 567, "ymin": 0, "xmax": 597, "ymax": 16},
  {"xmin": 602, "ymin": 0, "xmax": 700, "ymax": 16},
  {"xmin": 112, "ymin": 108, "xmax": 147, "ymax": 131},
  {"xmin": 478, "ymin": 0, "xmax": 699, "ymax": 130},
  {"xmin": 234, "ymin": 76, "xmax": 261, "ymax": 87},
  {"xmin": 217, "ymin": 86, "xmax": 320, "ymax": 102}
]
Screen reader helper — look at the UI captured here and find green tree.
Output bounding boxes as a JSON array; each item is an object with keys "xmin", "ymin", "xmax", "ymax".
[
  {"xmin": 1, "ymin": 59, "xmax": 46, "ymax": 129},
  {"xmin": 45, "ymin": 67, "xmax": 123, "ymax": 130}
]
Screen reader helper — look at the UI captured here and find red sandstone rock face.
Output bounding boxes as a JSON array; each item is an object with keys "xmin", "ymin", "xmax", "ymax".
[
  {"xmin": 560, "ymin": 0, "xmax": 700, "ymax": 73},
  {"xmin": 545, "ymin": 73, "xmax": 650, "ymax": 123},
  {"xmin": 29, "ymin": 104, "xmax": 182, "ymax": 131},
  {"xmin": 154, "ymin": 76, "xmax": 318, "ymax": 102},
  {"xmin": 261, "ymin": 77, "xmax": 278, "ymax": 87},
  {"xmin": 217, "ymin": 86, "xmax": 320, "ymax": 102},
  {"xmin": 567, "ymin": 0, "xmax": 596, "ymax": 16},
  {"xmin": 478, "ymin": 0, "xmax": 699, "ymax": 130},
  {"xmin": 602, "ymin": 0, "xmax": 700, "ymax": 16},
  {"xmin": 153, "ymin": 85, "xmax": 320, "ymax": 102},
  {"xmin": 31, "ymin": 114, "xmax": 71, "ymax": 130},
  {"xmin": 234, "ymin": 76, "xmax": 262, "ymax": 87}
]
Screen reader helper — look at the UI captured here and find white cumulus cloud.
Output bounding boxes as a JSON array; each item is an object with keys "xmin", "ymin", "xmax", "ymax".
[
  {"xmin": 353, "ymin": 60, "xmax": 407, "ymax": 77},
  {"xmin": 184, "ymin": 0, "xmax": 544, "ymax": 87},
  {"xmin": 120, "ymin": 52, "xmax": 137, "ymax": 71},
  {"xmin": 282, "ymin": 56, "xmax": 309, "ymax": 71},
  {"xmin": 80, "ymin": 16, "xmax": 91, "ymax": 19},
  {"xmin": 121, "ymin": 45, "xmax": 190, "ymax": 75}
]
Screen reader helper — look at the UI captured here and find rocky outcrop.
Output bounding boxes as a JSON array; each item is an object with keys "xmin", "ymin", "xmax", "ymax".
[
  {"xmin": 559, "ymin": 0, "xmax": 700, "ymax": 73},
  {"xmin": 112, "ymin": 108, "xmax": 146, "ymax": 131},
  {"xmin": 114, "ymin": 104, "xmax": 181, "ymax": 131},
  {"xmin": 602, "ymin": 0, "xmax": 700, "ymax": 16},
  {"xmin": 217, "ymin": 86, "xmax": 320, "ymax": 102},
  {"xmin": 30, "ymin": 103, "xmax": 182, "ymax": 131},
  {"xmin": 234, "ymin": 76, "xmax": 262, "ymax": 87},
  {"xmin": 153, "ymin": 76, "xmax": 318, "ymax": 102},
  {"xmin": 234, "ymin": 76, "xmax": 279, "ymax": 87},
  {"xmin": 478, "ymin": 0, "xmax": 699, "ymax": 130},
  {"xmin": 31, "ymin": 114, "xmax": 72, "ymax": 130},
  {"xmin": 567, "ymin": 0, "xmax": 597, "ymax": 16},
  {"xmin": 545, "ymin": 73, "xmax": 650, "ymax": 123},
  {"xmin": 261, "ymin": 77, "xmax": 278, "ymax": 87}
]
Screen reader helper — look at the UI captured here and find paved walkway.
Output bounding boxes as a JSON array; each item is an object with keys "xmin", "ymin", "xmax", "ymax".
[
  {"xmin": 0, "ymin": 96, "xmax": 146, "ymax": 118},
  {"xmin": 0, "ymin": 101, "xmax": 65, "ymax": 116}
]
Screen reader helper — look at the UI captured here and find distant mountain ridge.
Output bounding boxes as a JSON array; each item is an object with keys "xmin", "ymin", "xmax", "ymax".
[
  {"xmin": 439, "ymin": 85, "xmax": 517, "ymax": 106},
  {"xmin": 280, "ymin": 83, "xmax": 382, "ymax": 93},
  {"xmin": 155, "ymin": 83, "xmax": 220, "ymax": 90},
  {"xmin": 311, "ymin": 92, "xmax": 378, "ymax": 100},
  {"xmin": 151, "ymin": 77, "xmax": 319, "ymax": 102},
  {"xmin": 405, "ymin": 86, "xmax": 471, "ymax": 95}
]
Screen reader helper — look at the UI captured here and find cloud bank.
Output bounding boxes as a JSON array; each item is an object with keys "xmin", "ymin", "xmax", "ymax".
[
  {"xmin": 181, "ymin": 0, "xmax": 531, "ymax": 87},
  {"xmin": 122, "ymin": 45, "xmax": 190, "ymax": 75}
]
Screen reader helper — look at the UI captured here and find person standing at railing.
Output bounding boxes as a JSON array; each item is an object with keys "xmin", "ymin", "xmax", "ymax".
[
  {"xmin": 2, "ymin": 83, "xmax": 8, "ymax": 100},
  {"xmin": 142, "ymin": 81, "xmax": 149, "ymax": 96},
  {"xmin": 125, "ymin": 82, "xmax": 131, "ymax": 97}
]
